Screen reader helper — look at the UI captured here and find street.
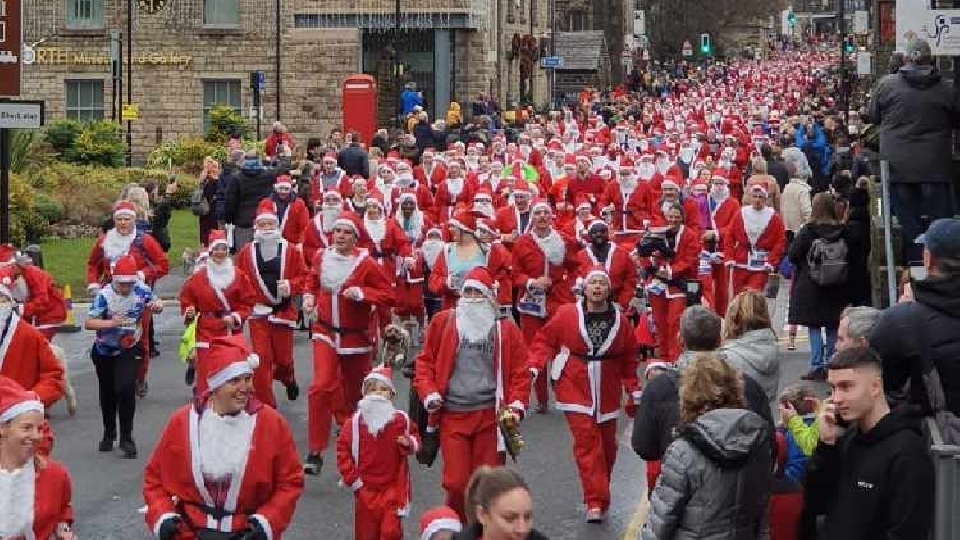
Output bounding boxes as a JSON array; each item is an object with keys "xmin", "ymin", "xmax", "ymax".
[{"xmin": 46, "ymin": 282, "xmax": 813, "ymax": 540}]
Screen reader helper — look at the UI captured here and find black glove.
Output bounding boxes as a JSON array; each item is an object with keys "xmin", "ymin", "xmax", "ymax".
[
  {"xmin": 157, "ymin": 516, "xmax": 181, "ymax": 540},
  {"xmin": 248, "ymin": 517, "xmax": 269, "ymax": 540}
]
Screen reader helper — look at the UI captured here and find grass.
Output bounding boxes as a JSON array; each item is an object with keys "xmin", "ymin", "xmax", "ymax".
[{"xmin": 42, "ymin": 209, "xmax": 199, "ymax": 298}]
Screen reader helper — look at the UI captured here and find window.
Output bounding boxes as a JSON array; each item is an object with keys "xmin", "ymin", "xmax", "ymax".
[
  {"xmin": 204, "ymin": 0, "xmax": 240, "ymax": 28},
  {"xmin": 66, "ymin": 80, "xmax": 104, "ymax": 121},
  {"xmin": 203, "ymin": 79, "xmax": 241, "ymax": 131},
  {"xmin": 65, "ymin": 0, "xmax": 103, "ymax": 29},
  {"xmin": 570, "ymin": 10, "xmax": 587, "ymax": 32}
]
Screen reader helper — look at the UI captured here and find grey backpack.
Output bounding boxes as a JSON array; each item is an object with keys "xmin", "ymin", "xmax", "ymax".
[{"xmin": 806, "ymin": 233, "xmax": 848, "ymax": 286}]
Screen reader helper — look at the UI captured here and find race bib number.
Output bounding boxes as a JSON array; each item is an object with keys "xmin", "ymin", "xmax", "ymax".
[
  {"xmin": 748, "ymin": 249, "xmax": 768, "ymax": 269},
  {"xmin": 698, "ymin": 256, "xmax": 713, "ymax": 276},
  {"xmin": 517, "ymin": 289, "xmax": 547, "ymax": 318},
  {"xmin": 448, "ymin": 273, "xmax": 465, "ymax": 292}
]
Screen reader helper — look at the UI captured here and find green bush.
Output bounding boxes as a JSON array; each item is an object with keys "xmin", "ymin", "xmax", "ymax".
[
  {"xmin": 72, "ymin": 120, "xmax": 124, "ymax": 167},
  {"xmin": 44, "ymin": 119, "xmax": 84, "ymax": 158},
  {"xmin": 147, "ymin": 137, "xmax": 221, "ymax": 174},
  {"xmin": 205, "ymin": 104, "xmax": 249, "ymax": 143},
  {"xmin": 33, "ymin": 192, "xmax": 64, "ymax": 224}
]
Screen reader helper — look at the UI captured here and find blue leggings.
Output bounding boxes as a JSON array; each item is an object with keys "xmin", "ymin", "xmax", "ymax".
[{"xmin": 808, "ymin": 326, "xmax": 838, "ymax": 369}]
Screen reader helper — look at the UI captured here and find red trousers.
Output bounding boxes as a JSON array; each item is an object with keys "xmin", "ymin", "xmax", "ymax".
[
  {"xmin": 520, "ymin": 314, "xmax": 548, "ymax": 406},
  {"xmin": 730, "ymin": 267, "xmax": 769, "ymax": 298},
  {"xmin": 308, "ymin": 341, "xmax": 371, "ymax": 454},
  {"xmin": 248, "ymin": 319, "xmax": 295, "ymax": 408},
  {"xmin": 353, "ymin": 486, "xmax": 402, "ymax": 540},
  {"xmin": 565, "ymin": 414, "xmax": 618, "ymax": 512},
  {"xmin": 648, "ymin": 294, "xmax": 685, "ymax": 362},
  {"xmin": 439, "ymin": 408, "xmax": 504, "ymax": 520},
  {"xmin": 711, "ymin": 263, "xmax": 730, "ymax": 316},
  {"xmin": 698, "ymin": 274, "xmax": 715, "ymax": 313}
]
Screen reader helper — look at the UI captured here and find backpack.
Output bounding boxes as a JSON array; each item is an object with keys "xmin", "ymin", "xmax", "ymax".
[
  {"xmin": 190, "ymin": 185, "xmax": 210, "ymax": 217},
  {"xmin": 916, "ymin": 311, "xmax": 960, "ymax": 446},
  {"xmin": 806, "ymin": 233, "xmax": 848, "ymax": 286}
]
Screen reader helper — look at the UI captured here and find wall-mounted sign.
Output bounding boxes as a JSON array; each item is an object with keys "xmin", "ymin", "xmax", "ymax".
[
  {"xmin": 31, "ymin": 48, "xmax": 192, "ymax": 68},
  {"xmin": 0, "ymin": 0, "xmax": 23, "ymax": 96}
]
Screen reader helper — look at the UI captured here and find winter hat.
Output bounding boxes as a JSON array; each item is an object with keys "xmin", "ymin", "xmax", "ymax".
[
  {"xmin": 205, "ymin": 335, "xmax": 260, "ymax": 393},
  {"xmin": 362, "ymin": 365, "xmax": 395, "ymax": 394},
  {"xmin": 660, "ymin": 178, "xmax": 680, "ymax": 191},
  {"xmin": 333, "ymin": 213, "xmax": 362, "ymax": 237},
  {"xmin": 111, "ymin": 255, "xmax": 140, "ymax": 284},
  {"xmin": 644, "ymin": 361, "xmax": 672, "ymax": 379},
  {"xmin": 207, "ymin": 229, "xmax": 229, "ymax": 250},
  {"xmin": 562, "ymin": 154, "xmax": 577, "ymax": 168},
  {"xmin": 619, "ymin": 158, "xmax": 635, "ymax": 170},
  {"xmin": 322, "ymin": 152, "xmax": 337, "ymax": 164},
  {"xmin": 749, "ymin": 184, "xmax": 768, "ymax": 197},
  {"xmin": 473, "ymin": 186, "xmax": 494, "ymax": 202},
  {"xmin": 582, "ymin": 264, "xmax": 610, "ymax": 284},
  {"xmin": 322, "ymin": 190, "xmax": 343, "ymax": 203},
  {"xmin": 113, "ymin": 201, "xmax": 138, "ymax": 219},
  {"xmin": 460, "ymin": 267, "xmax": 496, "ymax": 302},
  {"xmin": 255, "ymin": 199, "xmax": 279, "ymax": 224},
  {"xmin": 419, "ymin": 506, "xmax": 462, "ymax": 540},
  {"xmin": 398, "ymin": 189, "xmax": 418, "ymax": 205},
  {"xmin": 531, "ymin": 197, "xmax": 552, "ymax": 214},
  {"xmin": 449, "ymin": 210, "xmax": 479, "ymax": 234},
  {"xmin": 366, "ymin": 193, "xmax": 385, "ymax": 212},
  {"xmin": 587, "ymin": 219, "xmax": 608, "ymax": 233},
  {"xmin": 0, "ymin": 376, "xmax": 44, "ymax": 423},
  {"xmin": 274, "ymin": 175, "xmax": 293, "ymax": 190}
]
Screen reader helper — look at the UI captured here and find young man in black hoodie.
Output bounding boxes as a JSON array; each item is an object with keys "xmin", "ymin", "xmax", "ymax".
[{"xmin": 805, "ymin": 346, "xmax": 934, "ymax": 539}]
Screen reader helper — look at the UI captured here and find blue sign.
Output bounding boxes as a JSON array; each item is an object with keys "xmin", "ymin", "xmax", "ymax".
[
  {"xmin": 254, "ymin": 71, "xmax": 267, "ymax": 93},
  {"xmin": 540, "ymin": 56, "xmax": 565, "ymax": 69}
]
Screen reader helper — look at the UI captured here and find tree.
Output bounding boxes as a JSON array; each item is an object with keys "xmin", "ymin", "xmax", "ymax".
[{"xmin": 645, "ymin": 0, "xmax": 787, "ymax": 59}]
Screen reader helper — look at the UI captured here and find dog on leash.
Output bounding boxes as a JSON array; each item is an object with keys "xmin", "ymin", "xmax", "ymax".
[{"xmin": 378, "ymin": 323, "xmax": 411, "ymax": 373}]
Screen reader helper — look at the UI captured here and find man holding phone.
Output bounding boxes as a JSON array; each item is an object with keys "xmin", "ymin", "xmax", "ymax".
[{"xmin": 803, "ymin": 347, "xmax": 933, "ymax": 539}]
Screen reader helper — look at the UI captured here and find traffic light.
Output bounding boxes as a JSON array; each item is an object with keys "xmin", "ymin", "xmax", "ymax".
[{"xmin": 700, "ymin": 33, "xmax": 711, "ymax": 55}]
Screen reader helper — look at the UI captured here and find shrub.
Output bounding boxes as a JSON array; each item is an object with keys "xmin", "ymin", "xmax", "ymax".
[
  {"xmin": 147, "ymin": 137, "xmax": 221, "ymax": 174},
  {"xmin": 33, "ymin": 192, "xmax": 64, "ymax": 224},
  {"xmin": 205, "ymin": 104, "xmax": 249, "ymax": 143},
  {"xmin": 44, "ymin": 119, "xmax": 84, "ymax": 158},
  {"xmin": 8, "ymin": 173, "xmax": 41, "ymax": 245},
  {"xmin": 72, "ymin": 120, "xmax": 124, "ymax": 167}
]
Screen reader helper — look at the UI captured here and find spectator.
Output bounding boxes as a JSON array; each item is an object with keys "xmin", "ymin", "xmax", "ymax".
[
  {"xmin": 866, "ymin": 38, "xmax": 960, "ymax": 263},
  {"xmin": 471, "ymin": 92, "xmax": 490, "ymax": 119},
  {"xmin": 789, "ymin": 192, "xmax": 854, "ymax": 382},
  {"xmin": 197, "ymin": 156, "xmax": 220, "ymax": 246},
  {"xmin": 224, "ymin": 152, "xmax": 276, "ymax": 251},
  {"xmin": 371, "ymin": 129, "xmax": 391, "ymax": 154},
  {"xmin": 140, "ymin": 181, "xmax": 174, "ymax": 253},
  {"xmin": 743, "ymin": 157, "xmax": 782, "ymax": 212},
  {"xmin": 446, "ymin": 101, "xmax": 463, "ymax": 128},
  {"xmin": 718, "ymin": 291, "xmax": 781, "ymax": 415},
  {"xmin": 780, "ymin": 147, "xmax": 813, "ymax": 244},
  {"xmin": 336, "ymin": 132, "xmax": 370, "ymax": 179},
  {"xmin": 414, "ymin": 113, "xmax": 435, "ymax": 152},
  {"xmin": 265, "ymin": 121, "xmax": 295, "ymax": 160},
  {"xmin": 328, "ymin": 128, "xmax": 345, "ymax": 152},
  {"xmin": 216, "ymin": 150, "xmax": 244, "ymax": 225},
  {"xmin": 871, "ymin": 218, "xmax": 960, "ymax": 414},
  {"xmin": 400, "ymin": 82, "xmax": 424, "ymax": 117},
  {"xmin": 776, "ymin": 382, "xmax": 819, "ymax": 479},
  {"xmin": 453, "ymin": 466, "xmax": 548, "ymax": 540},
  {"xmin": 768, "ymin": 432, "xmax": 804, "ymax": 540},
  {"xmin": 836, "ymin": 305, "xmax": 881, "ymax": 351},
  {"xmin": 844, "ymin": 183, "xmax": 873, "ymax": 306},
  {"xmin": 804, "ymin": 347, "xmax": 934, "ymax": 540},
  {"xmin": 642, "ymin": 353, "xmax": 772, "ymax": 540},
  {"xmin": 762, "ymin": 144, "xmax": 789, "ymax": 191}
]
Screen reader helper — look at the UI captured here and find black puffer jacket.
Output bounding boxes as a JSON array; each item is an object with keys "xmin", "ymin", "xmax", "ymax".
[
  {"xmin": 871, "ymin": 275, "xmax": 960, "ymax": 414},
  {"xmin": 223, "ymin": 162, "xmax": 276, "ymax": 228}
]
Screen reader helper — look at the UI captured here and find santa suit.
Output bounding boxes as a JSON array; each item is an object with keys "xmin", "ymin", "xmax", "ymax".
[
  {"xmin": 433, "ymin": 178, "xmax": 475, "ymax": 223},
  {"xmin": 428, "ymin": 244, "xmax": 512, "ymax": 311},
  {"xmin": 263, "ymin": 195, "xmax": 311, "ymax": 246},
  {"xmin": 143, "ymin": 402, "xmax": 304, "ymax": 540},
  {"xmin": 303, "ymin": 211, "xmax": 337, "ymax": 267},
  {"xmin": 511, "ymin": 230, "xmax": 581, "ymax": 405},
  {"xmin": 394, "ymin": 209, "xmax": 433, "ymax": 249},
  {"xmin": 707, "ymin": 195, "xmax": 741, "ymax": 316},
  {"xmin": 650, "ymin": 197, "xmax": 703, "ymax": 234},
  {"xmin": 0, "ymin": 458, "xmax": 74, "ymax": 540},
  {"xmin": 529, "ymin": 302, "xmax": 639, "ymax": 512},
  {"xmin": 723, "ymin": 206, "xmax": 786, "ymax": 297},
  {"xmin": 364, "ymin": 218, "xmax": 413, "ymax": 333},
  {"xmin": 311, "ymin": 167, "xmax": 348, "ymax": 202},
  {"xmin": 414, "ymin": 162, "xmax": 447, "ymax": 192},
  {"xmin": 715, "ymin": 164, "xmax": 743, "ymax": 201},
  {"xmin": 644, "ymin": 225, "xmax": 700, "ymax": 362},
  {"xmin": 3, "ymin": 266, "xmax": 66, "ymax": 340},
  {"xmin": 336, "ymin": 408, "xmax": 420, "ymax": 540},
  {"xmin": 413, "ymin": 310, "xmax": 530, "ymax": 519},
  {"xmin": 305, "ymin": 249, "xmax": 394, "ymax": 455},
  {"xmin": 235, "ymin": 242, "xmax": 309, "ymax": 406},
  {"xmin": 576, "ymin": 244, "xmax": 638, "ymax": 311},
  {"xmin": 395, "ymin": 181, "xmax": 435, "ymax": 218},
  {"xmin": 565, "ymin": 173, "xmax": 605, "ymax": 212},
  {"xmin": 0, "ymin": 314, "xmax": 64, "ymax": 407},
  {"xmin": 493, "ymin": 205, "xmax": 534, "ymax": 251},
  {"xmin": 394, "ymin": 252, "xmax": 427, "ymax": 319},
  {"xmin": 601, "ymin": 180, "xmax": 653, "ymax": 234}
]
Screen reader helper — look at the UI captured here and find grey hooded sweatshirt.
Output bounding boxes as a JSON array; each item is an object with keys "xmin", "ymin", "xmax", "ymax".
[{"xmin": 718, "ymin": 329, "xmax": 781, "ymax": 416}]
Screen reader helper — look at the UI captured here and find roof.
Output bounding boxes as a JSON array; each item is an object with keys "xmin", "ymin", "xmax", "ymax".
[{"xmin": 554, "ymin": 31, "xmax": 607, "ymax": 71}]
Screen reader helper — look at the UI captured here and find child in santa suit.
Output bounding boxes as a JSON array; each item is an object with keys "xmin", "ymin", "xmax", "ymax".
[
  {"xmin": 337, "ymin": 366, "xmax": 420, "ymax": 540},
  {"xmin": 418, "ymin": 506, "xmax": 462, "ymax": 540}
]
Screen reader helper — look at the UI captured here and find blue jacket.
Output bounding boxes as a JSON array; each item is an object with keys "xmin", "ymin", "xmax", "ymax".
[
  {"xmin": 400, "ymin": 89, "xmax": 423, "ymax": 116},
  {"xmin": 781, "ymin": 416, "xmax": 815, "ymax": 484}
]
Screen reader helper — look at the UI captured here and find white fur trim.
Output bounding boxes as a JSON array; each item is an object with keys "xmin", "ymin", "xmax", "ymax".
[
  {"xmin": 255, "ymin": 212, "xmax": 279, "ymax": 224},
  {"xmin": 423, "ymin": 392, "xmax": 442, "ymax": 409},
  {"xmin": 206, "ymin": 357, "xmax": 258, "ymax": 391},
  {"xmin": 584, "ymin": 269, "xmax": 610, "ymax": 283},
  {"xmin": 531, "ymin": 200, "xmax": 552, "ymax": 213},
  {"xmin": 461, "ymin": 278, "xmax": 494, "ymax": 300},
  {"xmin": 421, "ymin": 518, "xmax": 463, "ymax": 540},
  {"xmin": 0, "ymin": 400, "xmax": 43, "ymax": 422},
  {"xmin": 333, "ymin": 218, "xmax": 359, "ymax": 236},
  {"xmin": 349, "ymin": 479, "xmax": 364, "ymax": 491},
  {"xmin": 113, "ymin": 208, "xmax": 136, "ymax": 218},
  {"xmin": 251, "ymin": 514, "xmax": 274, "ymax": 540},
  {"xmin": 152, "ymin": 513, "xmax": 179, "ymax": 538}
]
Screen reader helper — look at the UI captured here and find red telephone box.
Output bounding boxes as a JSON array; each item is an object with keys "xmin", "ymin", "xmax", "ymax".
[{"xmin": 342, "ymin": 75, "xmax": 377, "ymax": 147}]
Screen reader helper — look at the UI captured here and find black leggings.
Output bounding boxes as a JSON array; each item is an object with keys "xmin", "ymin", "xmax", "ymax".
[{"xmin": 92, "ymin": 348, "xmax": 141, "ymax": 440}]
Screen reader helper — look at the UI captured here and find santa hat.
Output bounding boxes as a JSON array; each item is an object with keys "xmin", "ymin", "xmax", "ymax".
[
  {"xmin": 398, "ymin": 189, "xmax": 418, "ymax": 205},
  {"xmin": 362, "ymin": 365, "xmax": 395, "ymax": 394},
  {"xmin": 274, "ymin": 175, "xmax": 293, "ymax": 190},
  {"xmin": 207, "ymin": 229, "xmax": 229, "ymax": 250},
  {"xmin": 575, "ymin": 153, "xmax": 591, "ymax": 164},
  {"xmin": 476, "ymin": 218, "xmax": 498, "ymax": 235},
  {"xmin": 366, "ymin": 193, "xmax": 385, "ymax": 211},
  {"xmin": 547, "ymin": 140, "xmax": 563, "ymax": 153},
  {"xmin": 530, "ymin": 198, "xmax": 552, "ymax": 213},
  {"xmin": 322, "ymin": 190, "xmax": 343, "ymax": 202},
  {"xmin": 0, "ymin": 245, "xmax": 15, "ymax": 265},
  {"xmin": 111, "ymin": 254, "xmax": 140, "ymax": 283},
  {"xmin": 644, "ymin": 361, "xmax": 672, "ymax": 378},
  {"xmin": 575, "ymin": 194, "xmax": 593, "ymax": 211},
  {"xmin": 205, "ymin": 335, "xmax": 260, "ymax": 393},
  {"xmin": 691, "ymin": 182, "xmax": 709, "ymax": 194},
  {"xmin": 426, "ymin": 227, "xmax": 443, "ymax": 239},
  {"xmin": 460, "ymin": 267, "xmax": 496, "ymax": 301},
  {"xmin": 0, "ymin": 376, "xmax": 44, "ymax": 423},
  {"xmin": 113, "ymin": 201, "xmax": 137, "ymax": 219},
  {"xmin": 582, "ymin": 264, "xmax": 610, "ymax": 283},
  {"xmin": 562, "ymin": 154, "xmax": 577, "ymax": 167},
  {"xmin": 473, "ymin": 186, "xmax": 493, "ymax": 202},
  {"xmin": 333, "ymin": 213, "xmax": 363, "ymax": 237},
  {"xmin": 422, "ymin": 149, "xmax": 435, "ymax": 158},
  {"xmin": 619, "ymin": 158, "xmax": 635, "ymax": 170},
  {"xmin": 255, "ymin": 199, "xmax": 279, "ymax": 224},
  {"xmin": 750, "ymin": 184, "xmax": 768, "ymax": 197},
  {"xmin": 419, "ymin": 506, "xmax": 462, "ymax": 540},
  {"xmin": 511, "ymin": 183, "xmax": 532, "ymax": 197},
  {"xmin": 322, "ymin": 152, "xmax": 337, "ymax": 163},
  {"xmin": 352, "ymin": 175, "xmax": 368, "ymax": 187},
  {"xmin": 449, "ymin": 210, "xmax": 478, "ymax": 234},
  {"xmin": 660, "ymin": 178, "xmax": 679, "ymax": 190}
]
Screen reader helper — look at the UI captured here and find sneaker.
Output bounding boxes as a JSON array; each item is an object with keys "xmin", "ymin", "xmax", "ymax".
[
  {"xmin": 98, "ymin": 436, "xmax": 115, "ymax": 452},
  {"xmin": 303, "ymin": 453, "xmax": 323, "ymax": 475},
  {"xmin": 800, "ymin": 368, "xmax": 827, "ymax": 381},
  {"xmin": 150, "ymin": 347, "xmax": 161, "ymax": 358},
  {"xmin": 787, "ymin": 338, "xmax": 797, "ymax": 351},
  {"xmin": 585, "ymin": 508, "xmax": 605, "ymax": 523},
  {"xmin": 136, "ymin": 380, "xmax": 149, "ymax": 398},
  {"xmin": 118, "ymin": 439, "xmax": 138, "ymax": 459},
  {"xmin": 286, "ymin": 381, "xmax": 300, "ymax": 401},
  {"xmin": 185, "ymin": 366, "xmax": 196, "ymax": 386}
]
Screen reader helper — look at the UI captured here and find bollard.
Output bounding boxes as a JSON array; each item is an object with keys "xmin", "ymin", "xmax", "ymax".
[{"xmin": 59, "ymin": 284, "xmax": 81, "ymax": 334}]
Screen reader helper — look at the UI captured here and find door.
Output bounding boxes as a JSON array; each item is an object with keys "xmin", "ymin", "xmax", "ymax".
[{"xmin": 362, "ymin": 29, "xmax": 436, "ymax": 127}]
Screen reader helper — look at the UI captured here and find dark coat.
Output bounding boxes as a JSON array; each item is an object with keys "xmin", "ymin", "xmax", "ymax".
[
  {"xmin": 337, "ymin": 143, "xmax": 370, "ymax": 178},
  {"xmin": 223, "ymin": 164, "xmax": 276, "ymax": 228},
  {"xmin": 787, "ymin": 223, "xmax": 860, "ymax": 328},
  {"xmin": 844, "ymin": 191, "xmax": 872, "ymax": 306},
  {"xmin": 454, "ymin": 524, "xmax": 549, "ymax": 540}
]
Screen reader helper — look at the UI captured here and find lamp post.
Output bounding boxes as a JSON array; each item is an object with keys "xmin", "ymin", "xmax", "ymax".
[
  {"xmin": 275, "ymin": 0, "xmax": 281, "ymax": 121},
  {"xmin": 126, "ymin": 0, "xmax": 132, "ymax": 166},
  {"xmin": 393, "ymin": 0, "xmax": 402, "ymax": 128}
]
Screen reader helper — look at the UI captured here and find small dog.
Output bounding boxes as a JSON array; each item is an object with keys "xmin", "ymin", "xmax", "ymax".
[
  {"xmin": 182, "ymin": 247, "xmax": 199, "ymax": 274},
  {"xmin": 50, "ymin": 345, "xmax": 78, "ymax": 417},
  {"xmin": 378, "ymin": 323, "xmax": 411, "ymax": 373}
]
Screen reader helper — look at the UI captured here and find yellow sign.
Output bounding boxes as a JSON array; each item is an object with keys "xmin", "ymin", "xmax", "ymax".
[
  {"xmin": 122, "ymin": 104, "xmax": 139, "ymax": 121},
  {"xmin": 32, "ymin": 48, "xmax": 193, "ymax": 69}
]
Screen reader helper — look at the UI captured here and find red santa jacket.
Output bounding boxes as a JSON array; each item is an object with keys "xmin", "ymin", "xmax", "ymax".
[
  {"xmin": 178, "ymin": 268, "xmax": 257, "ymax": 348},
  {"xmin": 576, "ymin": 244, "xmax": 638, "ymax": 310},
  {"xmin": 565, "ymin": 174, "xmax": 605, "ymax": 212},
  {"xmin": 511, "ymin": 230, "xmax": 583, "ymax": 317},
  {"xmin": 261, "ymin": 196, "xmax": 311, "ymax": 245},
  {"xmin": 143, "ymin": 402, "xmax": 304, "ymax": 540},
  {"xmin": 723, "ymin": 207, "xmax": 787, "ymax": 271},
  {"xmin": 432, "ymin": 178, "xmax": 476, "ymax": 223},
  {"xmin": 236, "ymin": 241, "xmax": 309, "ymax": 327},
  {"xmin": 0, "ymin": 315, "xmax": 64, "ymax": 406},
  {"xmin": 393, "ymin": 211, "xmax": 433, "ymax": 249},
  {"xmin": 361, "ymin": 220, "xmax": 413, "ymax": 284},
  {"xmin": 650, "ymin": 197, "xmax": 703, "ymax": 234},
  {"xmin": 302, "ymin": 213, "xmax": 335, "ymax": 267},
  {"xmin": 311, "ymin": 168, "xmax": 348, "ymax": 205},
  {"xmin": 645, "ymin": 225, "xmax": 702, "ymax": 299},
  {"xmin": 710, "ymin": 196, "xmax": 741, "ymax": 238},
  {"xmin": 493, "ymin": 205, "xmax": 534, "ymax": 250},
  {"xmin": 428, "ymin": 243, "xmax": 512, "ymax": 311},
  {"xmin": 336, "ymin": 409, "xmax": 420, "ymax": 515},
  {"xmin": 2, "ymin": 266, "xmax": 66, "ymax": 330},
  {"xmin": 306, "ymin": 248, "xmax": 393, "ymax": 354},
  {"xmin": 413, "ymin": 310, "xmax": 530, "ymax": 418},
  {"xmin": 396, "ymin": 182, "xmax": 436, "ymax": 217},
  {"xmin": 601, "ymin": 181, "xmax": 654, "ymax": 232},
  {"xmin": 86, "ymin": 230, "xmax": 169, "ymax": 288},
  {"xmin": 14, "ymin": 458, "xmax": 74, "ymax": 540},
  {"xmin": 414, "ymin": 163, "xmax": 447, "ymax": 192},
  {"xmin": 529, "ymin": 302, "xmax": 639, "ymax": 423}
]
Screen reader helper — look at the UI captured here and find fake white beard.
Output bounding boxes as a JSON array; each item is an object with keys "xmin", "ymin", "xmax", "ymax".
[
  {"xmin": 637, "ymin": 165, "xmax": 656, "ymax": 180},
  {"xmin": 711, "ymin": 186, "xmax": 730, "ymax": 203},
  {"xmin": 255, "ymin": 229, "xmax": 282, "ymax": 260},
  {"xmin": 198, "ymin": 410, "xmax": 254, "ymax": 480},
  {"xmin": 0, "ymin": 461, "xmax": 34, "ymax": 539},
  {"xmin": 421, "ymin": 240, "xmax": 444, "ymax": 269},
  {"xmin": 365, "ymin": 217, "xmax": 386, "ymax": 244},
  {"xmin": 456, "ymin": 298, "xmax": 497, "ymax": 344},
  {"xmin": 320, "ymin": 251, "xmax": 356, "ymax": 291},
  {"xmin": 357, "ymin": 394, "xmax": 397, "ymax": 437},
  {"xmin": 103, "ymin": 228, "xmax": 135, "ymax": 261},
  {"xmin": 397, "ymin": 209, "xmax": 423, "ymax": 234},
  {"xmin": 397, "ymin": 174, "xmax": 416, "ymax": 189},
  {"xmin": 206, "ymin": 259, "xmax": 236, "ymax": 291},
  {"xmin": 656, "ymin": 161, "xmax": 671, "ymax": 175},
  {"xmin": 474, "ymin": 202, "xmax": 495, "ymax": 218},
  {"xmin": 320, "ymin": 206, "xmax": 341, "ymax": 233},
  {"xmin": 0, "ymin": 303, "xmax": 13, "ymax": 323},
  {"xmin": 679, "ymin": 151, "xmax": 694, "ymax": 164},
  {"xmin": 619, "ymin": 176, "xmax": 637, "ymax": 193},
  {"xmin": 447, "ymin": 177, "xmax": 464, "ymax": 197},
  {"xmin": 533, "ymin": 229, "xmax": 565, "ymax": 266},
  {"xmin": 742, "ymin": 206, "xmax": 775, "ymax": 245}
]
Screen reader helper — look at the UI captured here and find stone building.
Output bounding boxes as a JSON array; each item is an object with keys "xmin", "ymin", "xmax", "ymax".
[
  {"xmin": 20, "ymin": 0, "xmax": 550, "ymax": 160},
  {"xmin": 552, "ymin": 0, "xmax": 631, "ymax": 84}
]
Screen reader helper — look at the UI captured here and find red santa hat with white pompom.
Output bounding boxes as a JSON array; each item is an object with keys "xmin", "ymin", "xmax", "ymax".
[{"xmin": 204, "ymin": 335, "xmax": 260, "ymax": 394}]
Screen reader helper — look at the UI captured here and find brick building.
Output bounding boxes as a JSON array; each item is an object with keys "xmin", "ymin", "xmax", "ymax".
[{"xmin": 20, "ymin": 0, "xmax": 550, "ymax": 160}]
